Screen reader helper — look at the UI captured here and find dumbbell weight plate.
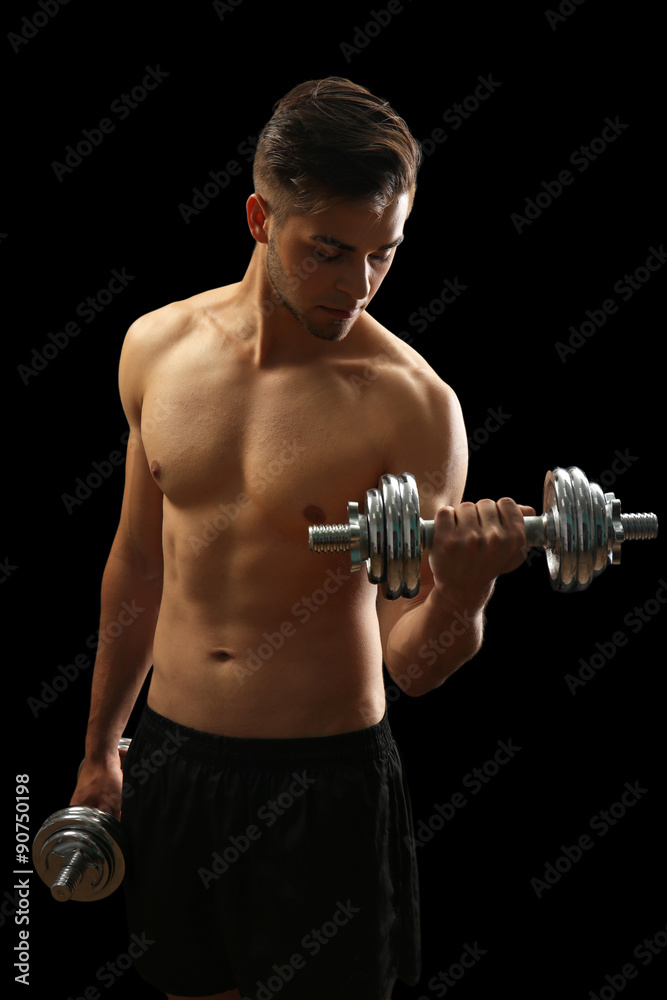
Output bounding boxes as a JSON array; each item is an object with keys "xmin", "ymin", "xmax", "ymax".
[
  {"xmin": 590, "ymin": 480, "xmax": 608, "ymax": 580},
  {"xmin": 365, "ymin": 487, "xmax": 385, "ymax": 585},
  {"xmin": 545, "ymin": 468, "xmax": 578, "ymax": 592},
  {"xmin": 399, "ymin": 473, "xmax": 421, "ymax": 599},
  {"xmin": 571, "ymin": 466, "xmax": 608, "ymax": 589},
  {"xmin": 570, "ymin": 467, "xmax": 594, "ymax": 590},
  {"xmin": 33, "ymin": 806, "xmax": 127, "ymax": 901},
  {"xmin": 381, "ymin": 475, "xmax": 404, "ymax": 600}
]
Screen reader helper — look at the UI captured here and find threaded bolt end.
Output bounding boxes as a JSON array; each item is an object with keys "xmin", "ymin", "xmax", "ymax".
[
  {"xmin": 308, "ymin": 524, "xmax": 353, "ymax": 553},
  {"xmin": 621, "ymin": 513, "xmax": 659, "ymax": 541},
  {"xmin": 51, "ymin": 849, "xmax": 86, "ymax": 901}
]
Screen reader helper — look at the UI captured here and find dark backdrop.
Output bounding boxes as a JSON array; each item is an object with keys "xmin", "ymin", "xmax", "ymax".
[{"xmin": 3, "ymin": 2, "xmax": 664, "ymax": 998}]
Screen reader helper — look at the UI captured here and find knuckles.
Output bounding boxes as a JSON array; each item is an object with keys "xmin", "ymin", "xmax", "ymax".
[
  {"xmin": 428, "ymin": 497, "xmax": 533, "ymax": 590},
  {"xmin": 432, "ymin": 498, "xmax": 528, "ymax": 559}
]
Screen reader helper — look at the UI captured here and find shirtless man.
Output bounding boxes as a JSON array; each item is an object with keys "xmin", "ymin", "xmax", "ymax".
[{"xmin": 70, "ymin": 78, "xmax": 532, "ymax": 1000}]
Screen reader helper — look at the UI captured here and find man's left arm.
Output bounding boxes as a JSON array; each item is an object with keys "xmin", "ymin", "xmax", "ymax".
[{"xmin": 376, "ymin": 372, "xmax": 534, "ymax": 698}]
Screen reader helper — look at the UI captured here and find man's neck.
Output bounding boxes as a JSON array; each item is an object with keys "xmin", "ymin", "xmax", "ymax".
[{"xmin": 236, "ymin": 246, "xmax": 333, "ymax": 368}]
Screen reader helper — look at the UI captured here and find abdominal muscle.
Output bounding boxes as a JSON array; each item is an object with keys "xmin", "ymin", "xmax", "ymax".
[{"xmin": 146, "ymin": 506, "xmax": 387, "ymax": 739}]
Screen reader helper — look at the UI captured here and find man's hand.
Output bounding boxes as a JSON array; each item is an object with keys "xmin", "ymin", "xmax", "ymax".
[
  {"xmin": 69, "ymin": 746, "xmax": 128, "ymax": 821},
  {"xmin": 427, "ymin": 497, "xmax": 536, "ymax": 612}
]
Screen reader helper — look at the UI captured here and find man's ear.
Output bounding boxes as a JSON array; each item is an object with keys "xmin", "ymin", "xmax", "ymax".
[{"xmin": 246, "ymin": 193, "xmax": 270, "ymax": 245}]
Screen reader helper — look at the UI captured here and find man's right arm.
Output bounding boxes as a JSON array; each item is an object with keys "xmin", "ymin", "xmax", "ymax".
[{"xmin": 70, "ymin": 317, "xmax": 165, "ymax": 818}]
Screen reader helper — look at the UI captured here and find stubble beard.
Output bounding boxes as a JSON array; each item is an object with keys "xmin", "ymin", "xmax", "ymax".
[{"xmin": 265, "ymin": 238, "xmax": 350, "ymax": 343}]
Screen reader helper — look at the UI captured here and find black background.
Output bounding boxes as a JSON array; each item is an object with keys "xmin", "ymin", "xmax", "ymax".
[{"xmin": 2, "ymin": 1, "xmax": 664, "ymax": 998}]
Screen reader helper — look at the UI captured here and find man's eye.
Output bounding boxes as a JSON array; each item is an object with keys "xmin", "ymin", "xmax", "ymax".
[
  {"xmin": 312, "ymin": 247, "xmax": 393, "ymax": 264},
  {"xmin": 313, "ymin": 247, "xmax": 340, "ymax": 263}
]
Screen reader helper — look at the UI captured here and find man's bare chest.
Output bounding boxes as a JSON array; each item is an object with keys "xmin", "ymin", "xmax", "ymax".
[{"xmin": 139, "ymin": 345, "xmax": 385, "ymax": 530}]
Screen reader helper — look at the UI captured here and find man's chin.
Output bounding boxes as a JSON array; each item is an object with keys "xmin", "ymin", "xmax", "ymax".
[
  {"xmin": 307, "ymin": 324, "xmax": 350, "ymax": 343},
  {"xmin": 302, "ymin": 308, "xmax": 360, "ymax": 342}
]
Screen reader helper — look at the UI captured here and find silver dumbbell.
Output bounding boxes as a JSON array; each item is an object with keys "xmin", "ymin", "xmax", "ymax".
[
  {"xmin": 308, "ymin": 466, "xmax": 658, "ymax": 599},
  {"xmin": 32, "ymin": 738, "xmax": 131, "ymax": 902}
]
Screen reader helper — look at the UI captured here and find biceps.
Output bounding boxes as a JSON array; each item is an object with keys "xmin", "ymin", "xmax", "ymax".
[{"xmin": 384, "ymin": 386, "xmax": 468, "ymax": 520}]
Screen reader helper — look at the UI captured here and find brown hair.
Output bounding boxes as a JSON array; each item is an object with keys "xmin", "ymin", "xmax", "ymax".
[{"xmin": 253, "ymin": 77, "xmax": 421, "ymax": 227}]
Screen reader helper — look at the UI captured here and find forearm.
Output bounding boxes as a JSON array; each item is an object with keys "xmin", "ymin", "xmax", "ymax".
[
  {"xmin": 384, "ymin": 589, "xmax": 487, "ymax": 697},
  {"xmin": 84, "ymin": 549, "xmax": 162, "ymax": 761}
]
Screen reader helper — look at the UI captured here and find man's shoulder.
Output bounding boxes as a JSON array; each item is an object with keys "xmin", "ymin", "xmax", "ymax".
[
  {"xmin": 118, "ymin": 284, "xmax": 238, "ymax": 418},
  {"xmin": 358, "ymin": 312, "xmax": 459, "ymax": 416},
  {"xmin": 123, "ymin": 284, "xmax": 236, "ymax": 355},
  {"xmin": 359, "ymin": 315, "xmax": 468, "ymax": 505}
]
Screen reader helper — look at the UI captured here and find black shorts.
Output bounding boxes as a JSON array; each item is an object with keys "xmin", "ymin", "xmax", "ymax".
[{"xmin": 120, "ymin": 704, "xmax": 421, "ymax": 998}]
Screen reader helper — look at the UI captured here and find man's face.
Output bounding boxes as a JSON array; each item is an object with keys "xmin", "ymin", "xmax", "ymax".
[{"xmin": 264, "ymin": 194, "xmax": 409, "ymax": 342}]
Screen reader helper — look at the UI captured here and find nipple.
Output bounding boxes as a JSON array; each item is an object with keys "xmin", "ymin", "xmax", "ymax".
[
  {"xmin": 150, "ymin": 460, "xmax": 161, "ymax": 479},
  {"xmin": 303, "ymin": 504, "xmax": 326, "ymax": 524}
]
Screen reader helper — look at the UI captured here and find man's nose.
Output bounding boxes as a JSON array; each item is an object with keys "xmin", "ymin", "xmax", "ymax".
[{"xmin": 334, "ymin": 259, "xmax": 371, "ymax": 302}]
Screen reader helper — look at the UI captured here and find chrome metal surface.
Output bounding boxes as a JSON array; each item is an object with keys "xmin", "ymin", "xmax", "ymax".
[
  {"xmin": 381, "ymin": 475, "xmax": 404, "ymax": 600},
  {"xmin": 570, "ymin": 466, "xmax": 594, "ymax": 590},
  {"xmin": 33, "ymin": 806, "xmax": 127, "ymax": 902},
  {"xmin": 400, "ymin": 473, "xmax": 421, "ymax": 599},
  {"xmin": 365, "ymin": 488, "xmax": 385, "ymax": 584}
]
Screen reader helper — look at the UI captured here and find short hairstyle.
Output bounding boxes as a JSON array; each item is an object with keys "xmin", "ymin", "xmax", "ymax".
[{"xmin": 253, "ymin": 77, "xmax": 422, "ymax": 227}]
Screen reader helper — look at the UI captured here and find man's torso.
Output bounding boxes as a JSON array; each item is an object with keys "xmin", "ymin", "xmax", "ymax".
[{"xmin": 138, "ymin": 284, "xmax": 428, "ymax": 737}]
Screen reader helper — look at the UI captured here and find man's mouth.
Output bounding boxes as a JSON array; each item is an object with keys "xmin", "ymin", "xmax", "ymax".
[{"xmin": 320, "ymin": 306, "xmax": 360, "ymax": 320}]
